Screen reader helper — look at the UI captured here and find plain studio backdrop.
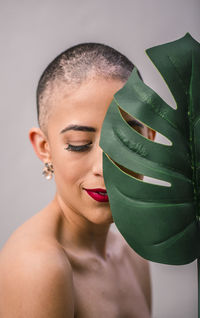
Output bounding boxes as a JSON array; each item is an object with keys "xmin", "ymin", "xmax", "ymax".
[{"xmin": 0, "ymin": 0, "xmax": 199, "ymax": 317}]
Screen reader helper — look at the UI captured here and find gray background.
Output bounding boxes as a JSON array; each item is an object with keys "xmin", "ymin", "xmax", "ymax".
[{"xmin": 0, "ymin": 0, "xmax": 199, "ymax": 317}]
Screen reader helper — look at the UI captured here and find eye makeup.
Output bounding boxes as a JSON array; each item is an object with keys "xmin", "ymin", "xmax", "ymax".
[
  {"xmin": 127, "ymin": 119, "xmax": 144, "ymax": 128},
  {"xmin": 64, "ymin": 142, "xmax": 92, "ymax": 152}
]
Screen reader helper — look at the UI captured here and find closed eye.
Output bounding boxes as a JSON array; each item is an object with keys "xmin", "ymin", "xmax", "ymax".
[
  {"xmin": 127, "ymin": 119, "xmax": 144, "ymax": 129},
  {"xmin": 64, "ymin": 142, "xmax": 92, "ymax": 152}
]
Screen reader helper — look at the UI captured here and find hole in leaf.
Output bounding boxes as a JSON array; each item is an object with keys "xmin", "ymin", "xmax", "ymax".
[
  {"xmin": 143, "ymin": 176, "xmax": 171, "ymax": 187},
  {"xmin": 108, "ymin": 156, "xmax": 171, "ymax": 187},
  {"xmin": 154, "ymin": 132, "xmax": 172, "ymax": 146},
  {"xmin": 118, "ymin": 107, "xmax": 172, "ymax": 146}
]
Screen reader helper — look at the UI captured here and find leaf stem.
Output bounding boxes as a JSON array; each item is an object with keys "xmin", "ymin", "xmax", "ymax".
[{"xmin": 198, "ymin": 258, "xmax": 200, "ymax": 317}]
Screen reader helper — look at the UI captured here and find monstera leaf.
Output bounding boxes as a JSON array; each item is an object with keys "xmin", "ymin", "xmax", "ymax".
[{"xmin": 99, "ymin": 33, "xmax": 200, "ymax": 266}]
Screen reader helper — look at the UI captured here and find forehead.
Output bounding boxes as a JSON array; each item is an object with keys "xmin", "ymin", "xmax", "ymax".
[{"xmin": 47, "ymin": 78, "xmax": 125, "ymax": 131}]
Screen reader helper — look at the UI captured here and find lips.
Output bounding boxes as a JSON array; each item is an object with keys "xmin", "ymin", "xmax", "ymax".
[{"xmin": 84, "ymin": 188, "xmax": 109, "ymax": 202}]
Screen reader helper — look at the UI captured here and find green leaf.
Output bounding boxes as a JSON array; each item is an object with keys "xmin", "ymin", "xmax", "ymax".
[{"xmin": 99, "ymin": 33, "xmax": 200, "ymax": 265}]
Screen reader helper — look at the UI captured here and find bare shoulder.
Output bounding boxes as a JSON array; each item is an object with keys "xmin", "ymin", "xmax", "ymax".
[
  {"xmin": 0, "ymin": 232, "xmax": 74, "ymax": 317},
  {"xmin": 108, "ymin": 226, "xmax": 151, "ymax": 312},
  {"xmin": 0, "ymin": 202, "xmax": 65, "ymax": 269}
]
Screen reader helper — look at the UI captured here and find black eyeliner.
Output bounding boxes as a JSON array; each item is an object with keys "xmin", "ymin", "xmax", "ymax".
[
  {"xmin": 64, "ymin": 142, "xmax": 92, "ymax": 152},
  {"xmin": 127, "ymin": 119, "xmax": 144, "ymax": 128}
]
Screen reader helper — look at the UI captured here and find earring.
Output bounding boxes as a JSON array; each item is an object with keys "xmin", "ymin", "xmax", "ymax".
[{"xmin": 42, "ymin": 162, "xmax": 54, "ymax": 180}]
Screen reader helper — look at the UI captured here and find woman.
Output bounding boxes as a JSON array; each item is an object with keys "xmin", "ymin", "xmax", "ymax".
[{"xmin": 0, "ymin": 43, "xmax": 154, "ymax": 317}]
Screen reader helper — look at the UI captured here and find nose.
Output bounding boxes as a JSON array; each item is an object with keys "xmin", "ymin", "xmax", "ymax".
[{"xmin": 92, "ymin": 143, "xmax": 104, "ymax": 177}]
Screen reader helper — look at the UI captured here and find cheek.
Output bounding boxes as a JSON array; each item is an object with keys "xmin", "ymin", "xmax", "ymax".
[
  {"xmin": 52, "ymin": 149, "xmax": 90, "ymax": 187},
  {"xmin": 143, "ymin": 127, "xmax": 150, "ymax": 139}
]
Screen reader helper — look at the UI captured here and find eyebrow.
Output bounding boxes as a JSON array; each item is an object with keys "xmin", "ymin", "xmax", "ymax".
[
  {"xmin": 60, "ymin": 119, "xmax": 144, "ymax": 134},
  {"xmin": 60, "ymin": 124, "xmax": 96, "ymax": 134}
]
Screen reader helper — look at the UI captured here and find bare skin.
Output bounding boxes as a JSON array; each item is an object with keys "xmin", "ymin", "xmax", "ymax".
[{"xmin": 0, "ymin": 78, "xmax": 154, "ymax": 317}]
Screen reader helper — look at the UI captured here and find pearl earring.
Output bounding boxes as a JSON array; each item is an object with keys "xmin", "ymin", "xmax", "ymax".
[{"xmin": 42, "ymin": 162, "xmax": 54, "ymax": 180}]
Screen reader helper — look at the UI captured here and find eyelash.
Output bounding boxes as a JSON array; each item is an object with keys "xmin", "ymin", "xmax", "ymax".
[{"xmin": 64, "ymin": 142, "xmax": 92, "ymax": 152}]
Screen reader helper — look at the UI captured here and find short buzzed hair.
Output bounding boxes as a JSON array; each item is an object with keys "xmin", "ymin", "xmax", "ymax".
[{"xmin": 36, "ymin": 42, "xmax": 136, "ymax": 134}]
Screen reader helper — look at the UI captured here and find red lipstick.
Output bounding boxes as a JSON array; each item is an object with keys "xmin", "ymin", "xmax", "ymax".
[{"xmin": 84, "ymin": 188, "xmax": 109, "ymax": 202}]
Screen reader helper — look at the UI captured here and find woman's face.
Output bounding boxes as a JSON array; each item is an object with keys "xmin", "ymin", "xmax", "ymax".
[{"xmin": 45, "ymin": 77, "xmax": 151, "ymax": 225}]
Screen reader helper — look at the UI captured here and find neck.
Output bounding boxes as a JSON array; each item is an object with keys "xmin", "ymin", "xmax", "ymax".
[{"xmin": 51, "ymin": 194, "xmax": 112, "ymax": 259}]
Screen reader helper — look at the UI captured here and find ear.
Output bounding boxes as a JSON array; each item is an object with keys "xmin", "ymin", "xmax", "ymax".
[
  {"xmin": 148, "ymin": 128, "xmax": 156, "ymax": 141},
  {"xmin": 29, "ymin": 127, "xmax": 51, "ymax": 163}
]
